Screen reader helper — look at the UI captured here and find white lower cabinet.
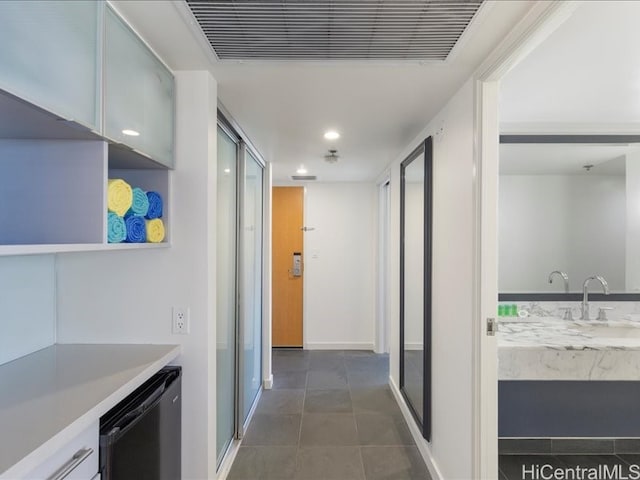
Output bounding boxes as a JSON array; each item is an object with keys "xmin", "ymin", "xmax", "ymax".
[{"xmin": 24, "ymin": 422, "xmax": 98, "ymax": 480}]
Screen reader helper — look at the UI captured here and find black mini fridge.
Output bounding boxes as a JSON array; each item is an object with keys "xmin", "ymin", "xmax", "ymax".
[{"xmin": 100, "ymin": 366, "xmax": 182, "ymax": 480}]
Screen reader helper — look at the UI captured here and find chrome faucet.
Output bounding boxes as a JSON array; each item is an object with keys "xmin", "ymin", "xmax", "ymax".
[
  {"xmin": 548, "ymin": 270, "xmax": 569, "ymax": 293},
  {"xmin": 581, "ymin": 275, "xmax": 610, "ymax": 320}
]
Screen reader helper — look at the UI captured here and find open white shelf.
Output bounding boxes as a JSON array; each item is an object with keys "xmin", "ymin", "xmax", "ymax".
[
  {"xmin": 0, "ymin": 138, "xmax": 170, "ymax": 255},
  {"xmin": 0, "ymin": 242, "xmax": 170, "ymax": 257}
]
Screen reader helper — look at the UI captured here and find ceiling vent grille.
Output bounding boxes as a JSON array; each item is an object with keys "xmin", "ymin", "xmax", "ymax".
[
  {"xmin": 291, "ymin": 175, "xmax": 317, "ymax": 181},
  {"xmin": 186, "ymin": 0, "xmax": 484, "ymax": 61}
]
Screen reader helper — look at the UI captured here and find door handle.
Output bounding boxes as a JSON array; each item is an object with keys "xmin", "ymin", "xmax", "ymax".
[{"xmin": 47, "ymin": 448, "xmax": 93, "ymax": 480}]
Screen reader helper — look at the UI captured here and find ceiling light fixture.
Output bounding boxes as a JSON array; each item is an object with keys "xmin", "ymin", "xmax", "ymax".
[
  {"xmin": 122, "ymin": 129, "xmax": 140, "ymax": 137},
  {"xmin": 297, "ymin": 166, "xmax": 308, "ymax": 174},
  {"xmin": 324, "ymin": 149, "xmax": 339, "ymax": 164},
  {"xmin": 324, "ymin": 130, "xmax": 340, "ymax": 140}
]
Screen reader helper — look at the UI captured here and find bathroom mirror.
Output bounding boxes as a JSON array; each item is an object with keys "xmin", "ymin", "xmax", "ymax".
[
  {"xmin": 400, "ymin": 137, "xmax": 432, "ymax": 440},
  {"xmin": 499, "ymin": 135, "xmax": 640, "ymax": 297}
]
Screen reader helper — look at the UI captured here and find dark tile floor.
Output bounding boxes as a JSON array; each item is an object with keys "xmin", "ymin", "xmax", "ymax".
[
  {"xmin": 499, "ymin": 454, "xmax": 640, "ymax": 480},
  {"xmin": 228, "ymin": 349, "xmax": 432, "ymax": 480}
]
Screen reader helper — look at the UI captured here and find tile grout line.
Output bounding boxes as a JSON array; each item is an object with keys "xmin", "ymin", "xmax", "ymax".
[
  {"xmin": 349, "ymin": 367, "xmax": 369, "ymax": 480},
  {"xmin": 292, "ymin": 363, "xmax": 309, "ymax": 477}
]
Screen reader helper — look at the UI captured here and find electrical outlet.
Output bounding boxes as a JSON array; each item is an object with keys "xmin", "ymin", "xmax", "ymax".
[{"xmin": 172, "ymin": 307, "xmax": 190, "ymax": 334}]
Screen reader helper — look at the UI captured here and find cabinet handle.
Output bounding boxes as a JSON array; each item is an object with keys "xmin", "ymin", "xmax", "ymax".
[{"xmin": 46, "ymin": 447, "xmax": 93, "ymax": 480}]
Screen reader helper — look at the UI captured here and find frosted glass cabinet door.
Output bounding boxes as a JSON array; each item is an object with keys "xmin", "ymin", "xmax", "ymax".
[
  {"xmin": 0, "ymin": 1, "xmax": 101, "ymax": 130},
  {"xmin": 104, "ymin": 8, "xmax": 174, "ymax": 168}
]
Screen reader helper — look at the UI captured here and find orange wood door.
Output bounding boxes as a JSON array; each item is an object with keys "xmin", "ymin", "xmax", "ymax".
[{"xmin": 272, "ymin": 187, "xmax": 304, "ymax": 347}]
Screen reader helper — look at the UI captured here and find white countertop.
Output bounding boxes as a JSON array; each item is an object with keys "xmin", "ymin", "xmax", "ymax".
[{"xmin": 0, "ymin": 343, "xmax": 181, "ymax": 479}]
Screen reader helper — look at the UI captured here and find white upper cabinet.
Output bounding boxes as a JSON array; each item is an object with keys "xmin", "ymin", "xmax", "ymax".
[
  {"xmin": 104, "ymin": 7, "xmax": 175, "ymax": 168},
  {"xmin": 0, "ymin": 1, "xmax": 101, "ymax": 132}
]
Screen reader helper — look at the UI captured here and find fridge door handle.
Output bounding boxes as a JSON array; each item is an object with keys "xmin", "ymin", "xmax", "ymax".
[{"xmin": 47, "ymin": 447, "xmax": 94, "ymax": 480}]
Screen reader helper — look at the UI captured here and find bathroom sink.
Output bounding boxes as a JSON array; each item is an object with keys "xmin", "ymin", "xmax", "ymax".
[{"xmin": 575, "ymin": 323, "xmax": 640, "ymax": 339}]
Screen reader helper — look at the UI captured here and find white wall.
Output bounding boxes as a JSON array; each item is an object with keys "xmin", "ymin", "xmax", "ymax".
[
  {"xmin": 0, "ymin": 255, "xmax": 56, "ymax": 365},
  {"xmin": 55, "ymin": 71, "xmax": 218, "ymax": 480},
  {"xmin": 499, "ymin": 174, "xmax": 625, "ymax": 292},
  {"xmin": 303, "ymin": 182, "xmax": 376, "ymax": 350},
  {"xmin": 568, "ymin": 175, "xmax": 625, "ymax": 289},
  {"xmin": 627, "ymin": 152, "xmax": 640, "ymax": 291},
  {"xmin": 387, "ymin": 79, "xmax": 475, "ymax": 480}
]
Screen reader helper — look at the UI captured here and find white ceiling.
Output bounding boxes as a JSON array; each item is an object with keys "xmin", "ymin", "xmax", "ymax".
[
  {"xmin": 112, "ymin": 0, "xmax": 533, "ymax": 182},
  {"xmin": 500, "ymin": 0, "xmax": 640, "ymax": 130}
]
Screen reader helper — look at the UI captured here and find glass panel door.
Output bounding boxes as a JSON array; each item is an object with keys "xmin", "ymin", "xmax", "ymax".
[
  {"xmin": 241, "ymin": 150, "xmax": 264, "ymax": 424},
  {"xmin": 216, "ymin": 126, "xmax": 237, "ymax": 466}
]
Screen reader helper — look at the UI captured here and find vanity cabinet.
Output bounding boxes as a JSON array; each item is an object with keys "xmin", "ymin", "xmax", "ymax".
[
  {"xmin": 104, "ymin": 7, "xmax": 175, "ymax": 168},
  {"xmin": 0, "ymin": 1, "xmax": 101, "ymax": 132}
]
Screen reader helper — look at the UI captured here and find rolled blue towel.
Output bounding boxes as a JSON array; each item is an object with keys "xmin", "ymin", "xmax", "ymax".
[
  {"xmin": 125, "ymin": 215, "xmax": 146, "ymax": 243},
  {"xmin": 146, "ymin": 191, "xmax": 163, "ymax": 219},
  {"xmin": 107, "ymin": 212, "xmax": 126, "ymax": 243},
  {"xmin": 128, "ymin": 187, "xmax": 149, "ymax": 217}
]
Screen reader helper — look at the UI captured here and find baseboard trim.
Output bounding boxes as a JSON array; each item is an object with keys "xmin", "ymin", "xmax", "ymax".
[
  {"xmin": 263, "ymin": 374, "xmax": 273, "ymax": 390},
  {"xmin": 216, "ymin": 438, "xmax": 241, "ymax": 480},
  {"xmin": 304, "ymin": 342, "xmax": 375, "ymax": 350},
  {"xmin": 389, "ymin": 376, "xmax": 444, "ymax": 480}
]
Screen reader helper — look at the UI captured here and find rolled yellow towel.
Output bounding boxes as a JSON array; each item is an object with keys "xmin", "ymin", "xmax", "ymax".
[
  {"xmin": 146, "ymin": 218, "xmax": 165, "ymax": 243},
  {"xmin": 108, "ymin": 179, "xmax": 133, "ymax": 217}
]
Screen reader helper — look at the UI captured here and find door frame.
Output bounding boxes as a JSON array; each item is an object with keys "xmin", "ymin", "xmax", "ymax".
[
  {"xmin": 471, "ymin": 2, "xmax": 580, "ymax": 477},
  {"xmin": 375, "ymin": 174, "xmax": 391, "ymax": 354}
]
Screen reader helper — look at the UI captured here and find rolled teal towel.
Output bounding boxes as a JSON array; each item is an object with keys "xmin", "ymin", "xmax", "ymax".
[
  {"xmin": 145, "ymin": 191, "xmax": 163, "ymax": 219},
  {"xmin": 128, "ymin": 187, "xmax": 149, "ymax": 217},
  {"xmin": 107, "ymin": 212, "xmax": 126, "ymax": 243},
  {"xmin": 125, "ymin": 215, "xmax": 146, "ymax": 243}
]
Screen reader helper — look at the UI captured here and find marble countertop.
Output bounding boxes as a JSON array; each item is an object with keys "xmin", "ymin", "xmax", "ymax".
[
  {"xmin": 498, "ymin": 317, "xmax": 640, "ymax": 350},
  {"xmin": 0, "ymin": 343, "xmax": 181, "ymax": 478},
  {"xmin": 497, "ymin": 316, "xmax": 640, "ymax": 380}
]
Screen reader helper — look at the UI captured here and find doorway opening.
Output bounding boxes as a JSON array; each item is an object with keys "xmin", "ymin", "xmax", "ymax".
[{"xmin": 478, "ymin": 2, "xmax": 640, "ymax": 477}]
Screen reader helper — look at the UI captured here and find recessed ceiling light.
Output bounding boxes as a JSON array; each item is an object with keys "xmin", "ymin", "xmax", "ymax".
[
  {"xmin": 223, "ymin": 168, "xmax": 231, "ymax": 174},
  {"xmin": 297, "ymin": 166, "xmax": 308, "ymax": 174},
  {"xmin": 122, "ymin": 129, "xmax": 140, "ymax": 137},
  {"xmin": 324, "ymin": 130, "xmax": 340, "ymax": 140}
]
